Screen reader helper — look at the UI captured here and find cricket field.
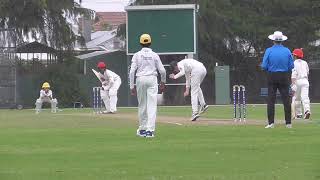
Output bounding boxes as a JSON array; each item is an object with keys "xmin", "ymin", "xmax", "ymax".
[{"xmin": 0, "ymin": 104, "xmax": 319, "ymax": 180}]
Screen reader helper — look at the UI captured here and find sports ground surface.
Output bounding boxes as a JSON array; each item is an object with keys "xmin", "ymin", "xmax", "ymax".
[{"xmin": 0, "ymin": 104, "xmax": 320, "ymax": 180}]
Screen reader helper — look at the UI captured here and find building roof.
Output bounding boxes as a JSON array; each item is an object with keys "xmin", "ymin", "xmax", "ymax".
[
  {"xmin": 74, "ymin": 30, "xmax": 125, "ymax": 52},
  {"xmin": 16, "ymin": 41, "xmax": 56, "ymax": 53},
  {"xmin": 93, "ymin": 12, "xmax": 126, "ymax": 31}
]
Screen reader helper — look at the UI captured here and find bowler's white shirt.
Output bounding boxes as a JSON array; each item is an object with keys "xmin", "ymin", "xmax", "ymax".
[
  {"xmin": 173, "ymin": 59, "xmax": 205, "ymax": 88},
  {"xmin": 129, "ymin": 47, "xmax": 166, "ymax": 89},
  {"xmin": 40, "ymin": 90, "xmax": 53, "ymax": 99},
  {"xmin": 291, "ymin": 59, "xmax": 309, "ymax": 80}
]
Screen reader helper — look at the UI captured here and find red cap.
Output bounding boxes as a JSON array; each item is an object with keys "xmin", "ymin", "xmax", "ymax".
[
  {"xmin": 292, "ymin": 48, "xmax": 304, "ymax": 59},
  {"xmin": 97, "ymin": 61, "xmax": 106, "ymax": 69}
]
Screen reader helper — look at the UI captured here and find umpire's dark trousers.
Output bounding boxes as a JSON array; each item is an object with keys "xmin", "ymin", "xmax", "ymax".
[{"xmin": 267, "ymin": 72, "xmax": 291, "ymax": 125}]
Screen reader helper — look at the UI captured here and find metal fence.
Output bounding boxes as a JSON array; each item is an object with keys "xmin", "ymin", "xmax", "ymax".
[{"xmin": 0, "ymin": 47, "xmax": 17, "ymax": 108}]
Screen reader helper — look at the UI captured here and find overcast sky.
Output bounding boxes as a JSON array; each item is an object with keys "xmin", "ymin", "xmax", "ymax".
[{"xmin": 76, "ymin": 0, "xmax": 131, "ymax": 12}]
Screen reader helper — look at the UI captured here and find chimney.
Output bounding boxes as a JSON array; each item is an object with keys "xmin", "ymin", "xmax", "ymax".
[{"xmin": 81, "ymin": 16, "xmax": 92, "ymax": 43}]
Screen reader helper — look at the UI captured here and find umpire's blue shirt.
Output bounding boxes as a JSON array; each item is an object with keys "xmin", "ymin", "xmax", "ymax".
[{"xmin": 261, "ymin": 44, "xmax": 294, "ymax": 72}]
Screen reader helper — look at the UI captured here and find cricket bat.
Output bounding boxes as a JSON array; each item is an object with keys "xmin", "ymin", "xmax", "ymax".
[{"xmin": 92, "ymin": 69, "xmax": 103, "ymax": 83}]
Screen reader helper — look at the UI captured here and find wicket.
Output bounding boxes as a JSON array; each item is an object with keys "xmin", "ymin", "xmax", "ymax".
[
  {"xmin": 92, "ymin": 87, "xmax": 104, "ymax": 113},
  {"xmin": 233, "ymin": 85, "xmax": 246, "ymax": 122}
]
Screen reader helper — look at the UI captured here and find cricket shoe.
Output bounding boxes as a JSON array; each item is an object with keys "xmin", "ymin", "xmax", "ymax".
[
  {"xmin": 304, "ymin": 111, "xmax": 311, "ymax": 119},
  {"xmin": 190, "ymin": 113, "xmax": 200, "ymax": 121},
  {"xmin": 286, "ymin": 124, "xmax": 292, "ymax": 128},
  {"xmin": 199, "ymin": 104, "xmax": 209, "ymax": 114},
  {"xmin": 145, "ymin": 131, "xmax": 154, "ymax": 138},
  {"xmin": 136, "ymin": 129, "xmax": 146, "ymax": 137},
  {"xmin": 102, "ymin": 110, "xmax": 116, "ymax": 114},
  {"xmin": 265, "ymin": 123, "xmax": 274, "ymax": 128},
  {"xmin": 296, "ymin": 114, "xmax": 303, "ymax": 119}
]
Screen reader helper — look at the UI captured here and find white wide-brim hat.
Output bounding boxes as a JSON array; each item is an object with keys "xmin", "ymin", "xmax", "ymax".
[{"xmin": 268, "ymin": 31, "xmax": 288, "ymax": 41}]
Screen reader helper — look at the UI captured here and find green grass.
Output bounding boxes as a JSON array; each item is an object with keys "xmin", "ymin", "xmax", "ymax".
[{"xmin": 0, "ymin": 105, "xmax": 320, "ymax": 180}]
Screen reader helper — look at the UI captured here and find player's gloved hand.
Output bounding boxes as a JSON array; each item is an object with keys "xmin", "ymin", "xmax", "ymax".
[
  {"xmin": 169, "ymin": 74, "xmax": 175, "ymax": 79},
  {"xmin": 131, "ymin": 88, "xmax": 136, "ymax": 96},
  {"xmin": 159, "ymin": 82, "xmax": 165, "ymax": 93}
]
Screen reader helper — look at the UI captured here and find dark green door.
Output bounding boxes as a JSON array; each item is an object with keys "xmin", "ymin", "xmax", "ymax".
[{"xmin": 215, "ymin": 66, "xmax": 230, "ymax": 104}]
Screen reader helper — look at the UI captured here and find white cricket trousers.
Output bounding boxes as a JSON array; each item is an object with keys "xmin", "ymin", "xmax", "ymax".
[
  {"xmin": 191, "ymin": 66, "xmax": 207, "ymax": 114},
  {"xmin": 136, "ymin": 76, "xmax": 158, "ymax": 132},
  {"xmin": 101, "ymin": 79, "xmax": 121, "ymax": 112},
  {"xmin": 292, "ymin": 78, "xmax": 310, "ymax": 115},
  {"xmin": 35, "ymin": 98, "xmax": 58, "ymax": 113}
]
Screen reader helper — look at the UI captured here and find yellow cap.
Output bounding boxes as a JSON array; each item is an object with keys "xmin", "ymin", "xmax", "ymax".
[
  {"xmin": 140, "ymin": 34, "xmax": 151, "ymax": 44},
  {"xmin": 42, "ymin": 82, "xmax": 50, "ymax": 88}
]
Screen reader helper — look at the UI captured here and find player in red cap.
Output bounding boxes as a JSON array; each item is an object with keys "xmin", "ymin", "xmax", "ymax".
[
  {"xmin": 96, "ymin": 61, "xmax": 122, "ymax": 114},
  {"xmin": 291, "ymin": 48, "xmax": 311, "ymax": 119}
]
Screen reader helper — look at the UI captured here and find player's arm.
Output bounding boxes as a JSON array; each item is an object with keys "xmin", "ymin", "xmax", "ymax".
[
  {"xmin": 288, "ymin": 50, "xmax": 294, "ymax": 71},
  {"xmin": 185, "ymin": 71, "xmax": 191, "ymax": 89},
  {"xmin": 106, "ymin": 71, "xmax": 115, "ymax": 87},
  {"xmin": 291, "ymin": 65, "xmax": 297, "ymax": 92},
  {"xmin": 183, "ymin": 71, "xmax": 191, "ymax": 97},
  {"xmin": 48, "ymin": 91, "xmax": 53, "ymax": 100},
  {"xmin": 129, "ymin": 54, "xmax": 138, "ymax": 95},
  {"xmin": 261, "ymin": 48, "xmax": 270, "ymax": 71},
  {"xmin": 173, "ymin": 64, "xmax": 185, "ymax": 79},
  {"xmin": 155, "ymin": 55, "xmax": 166, "ymax": 93},
  {"xmin": 39, "ymin": 91, "xmax": 44, "ymax": 99},
  {"xmin": 155, "ymin": 55, "xmax": 166, "ymax": 83}
]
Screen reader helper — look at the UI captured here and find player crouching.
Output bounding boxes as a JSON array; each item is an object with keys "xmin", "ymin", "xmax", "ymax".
[{"xmin": 35, "ymin": 82, "xmax": 58, "ymax": 114}]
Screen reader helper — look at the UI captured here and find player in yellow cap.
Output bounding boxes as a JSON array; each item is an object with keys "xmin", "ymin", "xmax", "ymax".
[
  {"xmin": 35, "ymin": 82, "xmax": 58, "ymax": 114},
  {"xmin": 129, "ymin": 33, "xmax": 166, "ymax": 138}
]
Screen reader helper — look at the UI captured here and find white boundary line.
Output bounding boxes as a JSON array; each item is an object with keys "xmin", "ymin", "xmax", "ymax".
[{"xmin": 163, "ymin": 121, "xmax": 183, "ymax": 126}]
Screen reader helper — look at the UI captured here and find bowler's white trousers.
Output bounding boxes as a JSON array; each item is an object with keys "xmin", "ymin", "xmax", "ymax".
[
  {"xmin": 136, "ymin": 76, "xmax": 158, "ymax": 132},
  {"xmin": 292, "ymin": 78, "xmax": 310, "ymax": 115},
  {"xmin": 191, "ymin": 66, "xmax": 207, "ymax": 114},
  {"xmin": 100, "ymin": 79, "xmax": 121, "ymax": 112}
]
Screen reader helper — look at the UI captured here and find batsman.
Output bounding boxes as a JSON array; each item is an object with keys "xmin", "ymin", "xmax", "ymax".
[
  {"xmin": 291, "ymin": 48, "xmax": 311, "ymax": 119},
  {"xmin": 94, "ymin": 61, "xmax": 122, "ymax": 113}
]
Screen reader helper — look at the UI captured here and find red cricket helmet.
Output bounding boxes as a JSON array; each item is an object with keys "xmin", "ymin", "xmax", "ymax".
[
  {"xmin": 292, "ymin": 48, "xmax": 304, "ymax": 59},
  {"xmin": 97, "ymin": 61, "xmax": 106, "ymax": 69}
]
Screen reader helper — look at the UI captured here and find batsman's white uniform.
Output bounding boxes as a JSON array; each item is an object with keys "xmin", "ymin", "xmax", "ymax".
[
  {"xmin": 100, "ymin": 70, "xmax": 121, "ymax": 113},
  {"xmin": 35, "ymin": 90, "xmax": 58, "ymax": 113},
  {"xmin": 129, "ymin": 47, "xmax": 166, "ymax": 132},
  {"xmin": 291, "ymin": 59, "xmax": 310, "ymax": 116},
  {"xmin": 174, "ymin": 59, "xmax": 207, "ymax": 114}
]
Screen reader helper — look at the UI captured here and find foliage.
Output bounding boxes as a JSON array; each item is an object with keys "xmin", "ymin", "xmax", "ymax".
[
  {"xmin": 133, "ymin": 0, "xmax": 320, "ymax": 67},
  {"xmin": 17, "ymin": 56, "xmax": 89, "ymax": 107},
  {"xmin": 0, "ymin": 0, "xmax": 90, "ymax": 50},
  {"xmin": 41, "ymin": 61, "xmax": 89, "ymax": 107}
]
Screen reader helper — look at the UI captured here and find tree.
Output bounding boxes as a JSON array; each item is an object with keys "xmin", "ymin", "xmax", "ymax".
[
  {"xmin": 132, "ymin": 0, "xmax": 320, "ymax": 103},
  {"xmin": 0, "ymin": 0, "xmax": 90, "ymax": 50},
  {"xmin": 133, "ymin": 0, "xmax": 320, "ymax": 65}
]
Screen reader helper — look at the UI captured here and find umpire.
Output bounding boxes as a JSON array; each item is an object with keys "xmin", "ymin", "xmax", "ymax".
[{"xmin": 261, "ymin": 31, "xmax": 294, "ymax": 128}]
